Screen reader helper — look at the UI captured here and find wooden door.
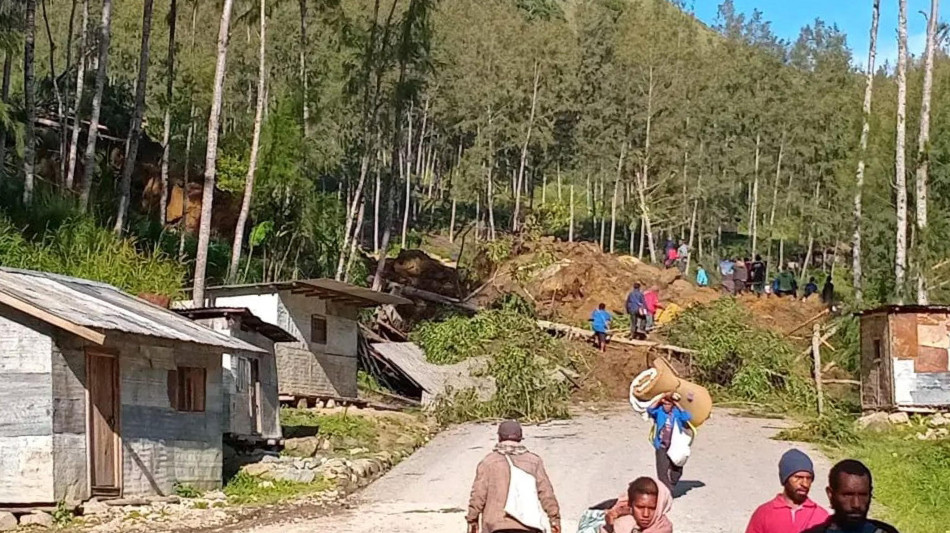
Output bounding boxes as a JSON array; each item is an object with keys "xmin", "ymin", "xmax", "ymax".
[
  {"xmin": 87, "ymin": 352, "xmax": 121, "ymax": 496},
  {"xmin": 250, "ymin": 359, "xmax": 262, "ymax": 435}
]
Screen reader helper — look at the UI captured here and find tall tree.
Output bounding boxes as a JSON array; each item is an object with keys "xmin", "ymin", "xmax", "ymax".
[
  {"xmin": 915, "ymin": 0, "xmax": 938, "ymax": 304},
  {"xmin": 894, "ymin": 0, "xmax": 908, "ymax": 302},
  {"xmin": 192, "ymin": 0, "xmax": 236, "ymax": 304},
  {"xmin": 22, "ymin": 0, "xmax": 37, "ymax": 205},
  {"xmin": 159, "ymin": 0, "xmax": 178, "ymax": 226},
  {"xmin": 79, "ymin": 0, "xmax": 113, "ymax": 211},
  {"xmin": 40, "ymin": 0, "xmax": 65, "ymax": 180},
  {"xmin": 0, "ymin": 52, "xmax": 10, "ymax": 180},
  {"xmin": 65, "ymin": 0, "xmax": 89, "ymax": 190},
  {"xmin": 114, "ymin": 0, "xmax": 155, "ymax": 233},
  {"xmin": 853, "ymin": 0, "xmax": 880, "ymax": 305},
  {"xmin": 228, "ymin": 0, "xmax": 267, "ymax": 282},
  {"xmin": 299, "ymin": 0, "xmax": 310, "ymax": 137}
]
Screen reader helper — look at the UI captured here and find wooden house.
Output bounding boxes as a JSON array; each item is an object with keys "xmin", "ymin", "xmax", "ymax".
[
  {"xmin": 191, "ymin": 280, "xmax": 409, "ymax": 401},
  {"xmin": 0, "ymin": 268, "xmax": 265, "ymax": 506},
  {"xmin": 174, "ymin": 307, "xmax": 295, "ymax": 445},
  {"xmin": 858, "ymin": 305, "xmax": 950, "ymax": 410}
]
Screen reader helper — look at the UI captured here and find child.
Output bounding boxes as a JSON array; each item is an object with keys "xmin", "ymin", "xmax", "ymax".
[
  {"xmin": 695, "ymin": 265, "xmax": 709, "ymax": 287},
  {"xmin": 590, "ymin": 303, "xmax": 613, "ymax": 352}
]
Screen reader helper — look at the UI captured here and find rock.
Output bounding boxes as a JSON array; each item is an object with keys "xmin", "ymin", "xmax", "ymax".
[
  {"xmin": 277, "ymin": 469, "xmax": 316, "ymax": 484},
  {"xmin": 326, "ymin": 399, "xmax": 336, "ymax": 409},
  {"xmin": 0, "ymin": 512, "xmax": 16, "ymax": 531},
  {"xmin": 285, "ymin": 437, "xmax": 319, "ymax": 457},
  {"xmin": 888, "ymin": 411, "xmax": 910, "ymax": 425},
  {"xmin": 261, "ymin": 454, "xmax": 281, "ymax": 463},
  {"xmin": 348, "ymin": 447, "xmax": 369, "ymax": 456},
  {"xmin": 297, "ymin": 399, "xmax": 308, "ymax": 409},
  {"xmin": 19, "ymin": 512, "xmax": 54, "ymax": 528},
  {"xmin": 258, "ymin": 481, "xmax": 275, "ymax": 489},
  {"xmin": 929, "ymin": 413, "xmax": 950, "ymax": 427},
  {"xmin": 321, "ymin": 439, "xmax": 332, "ymax": 450},
  {"xmin": 855, "ymin": 412, "xmax": 890, "ymax": 431},
  {"xmin": 203, "ymin": 490, "xmax": 226, "ymax": 501},
  {"xmin": 242, "ymin": 462, "xmax": 276, "ymax": 477},
  {"xmin": 83, "ymin": 497, "xmax": 111, "ymax": 516},
  {"xmin": 147, "ymin": 495, "xmax": 181, "ymax": 505}
]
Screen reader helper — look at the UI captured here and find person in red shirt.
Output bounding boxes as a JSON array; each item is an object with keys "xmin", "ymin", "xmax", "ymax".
[
  {"xmin": 643, "ymin": 286, "xmax": 664, "ymax": 332},
  {"xmin": 745, "ymin": 449, "xmax": 829, "ymax": 533}
]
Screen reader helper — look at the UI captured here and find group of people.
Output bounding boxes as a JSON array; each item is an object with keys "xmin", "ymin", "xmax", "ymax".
[
  {"xmin": 466, "ymin": 417, "xmax": 899, "ymax": 533},
  {"xmin": 693, "ymin": 256, "xmax": 836, "ymax": 306},
  {"xmin": 588, "ymin": 283, "xmax": 667, "ymax": 351},
  {"xmin": 663, "ymin": 240, "xmax": 690, "ymax": 273}
]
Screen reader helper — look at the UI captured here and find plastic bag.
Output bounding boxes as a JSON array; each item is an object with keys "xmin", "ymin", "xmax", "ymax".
[
  {"xmin": 667, "ymin": 422, "xmax": 692, "ymax": 467},
  {"xmin": 504, "ymin": 455, "xmax": 551, "ymax": 533}
]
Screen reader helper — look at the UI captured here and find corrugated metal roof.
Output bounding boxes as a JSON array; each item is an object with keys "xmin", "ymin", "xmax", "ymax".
[
  {"xmin": 0, "ymin": 268, "xmax": 264, "ymax": 352},
  {"xmin": 855, "ymin": 305, "xmax": 950, "ymax": 316},
  {"xmin": 174, "ymin": 307, "xmax": 296, "ymax": 342},
  {"xmin": 198, "ymin": 279, "xmax": 411, "ymax": 307},
  {"xmin": 370, "ymin": 342, "xmax": 494, "ymax": 404}
]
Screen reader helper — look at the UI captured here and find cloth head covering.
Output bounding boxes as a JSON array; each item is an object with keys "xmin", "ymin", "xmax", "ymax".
[
  {"xmin": 603, "ymin": 478, "xmax": 673, "ymax": 533},
  {"xmin": 779, "ymin": 449, "xmax": 815, "ymax": 485},
  {"xmin": 497, "ymin": 420, "xmax": 523, "ymax": 441}
]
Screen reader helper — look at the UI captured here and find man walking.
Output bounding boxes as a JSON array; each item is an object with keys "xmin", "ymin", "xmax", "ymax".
[
  {"xmin": 745, "ymin": 449, "xmax": 829, "ymax": 533},
  {"xmin": 750, "ymin": 255, "xmax": 766, "ymax": 296},
  {"xmin": 802, "ymin": 460, "xmax": 899, "ymax": 533},
  {"xmin": 590, "ymin": 303, "xmax": 612, "ymax": 352},
  {"xmin": 467, "ymin": 420, "xmax": 561, "ymax": 533},
  {"xmin": 626, "ymin": 283, "xmax": 648, "ymax": 339},
  {"xmin": 647, "ymin": 393, "xmax": 692, "ymax": 492}
]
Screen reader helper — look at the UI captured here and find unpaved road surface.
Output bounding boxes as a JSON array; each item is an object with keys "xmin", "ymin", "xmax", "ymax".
[{"xmin": 247, "ymin": 406, "xmax": 831, "ymax": 533}]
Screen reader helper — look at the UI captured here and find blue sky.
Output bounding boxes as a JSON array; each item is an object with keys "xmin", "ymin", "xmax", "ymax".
[{"xmin": 691, "ymin": 1, "xmax": 935, "ymax": 68}]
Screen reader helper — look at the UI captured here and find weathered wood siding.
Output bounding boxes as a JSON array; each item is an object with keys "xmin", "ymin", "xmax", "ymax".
[
  {"xmin": 860, "ymin": 312, "xmax": 891, "ymax": 410},
  {"xmin": 0, "ymin": 313, "xmax": 55, "ymax": 503},
  {"xmin": 52, "ymin": 338, "xmax": 89, "ymax": 503}
]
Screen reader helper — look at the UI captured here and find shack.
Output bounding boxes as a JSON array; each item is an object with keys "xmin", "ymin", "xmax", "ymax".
[
  {"xmin": 190, "ymin": 280, "xmax": 409, "ymax": 401},
  {"xmin": 858, "ymin": 305, "xmax": 950, "ymax": 410},
  {"xmin": 0, "ymin": 268, "xmax": 264, "ymax": 506},
  {"xmin": 175, "ymin": 308, "xmax": 295, "ymax": 445}
]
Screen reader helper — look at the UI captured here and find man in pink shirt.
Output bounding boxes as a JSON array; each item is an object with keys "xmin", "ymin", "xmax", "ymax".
[
  {"xmin": 745, "ymin": 449, "xmax": 829, "ymax": 533},
  {"xmin": 643, "ymin": 286, "xmax": 664, "ymax": 332}
]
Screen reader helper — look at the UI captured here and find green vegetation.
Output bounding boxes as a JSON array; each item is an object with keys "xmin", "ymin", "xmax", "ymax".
[
  {"xmin": 413, "ymin": 309, "xmax": 571, "ymax": 424},
  {"xmin": 173, "ymin": 482, "xmax": 202, "ymax": 499},
  {"xmin": 280, "ymin": 409, "xmax": 378, "ymax": 449},
  {"xmin": 666, "ymin": 299, "xmax": 816, "ymax": 413},
  {"xmin": 224, "ymin": 471, "xmax": 333, "ymax": 506}
]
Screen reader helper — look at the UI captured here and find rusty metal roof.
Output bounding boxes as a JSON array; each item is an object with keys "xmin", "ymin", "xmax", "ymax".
[
  {"xmin": 855, "ymin": 305, "xmax": 950, "ymax": 317},
  {"xmin": 198, "ymin": 279, "xmax": 411, "ymax": 308},
  {"xmin": 0, "ymin": 268, "xmax": 265, "ymax": 352},
  {"xmin": 174, "ymin": 307, "xmax": 296, "ymax": 342}
]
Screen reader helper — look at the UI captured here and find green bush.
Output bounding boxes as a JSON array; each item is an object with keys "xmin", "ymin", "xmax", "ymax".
[
  {"xmin": 280, "ymin": 409, "xmax": 378, "ymax": 448},
  {"xmin": 665, "ymin": 299, "xmax": 815, "ymax": 412}
]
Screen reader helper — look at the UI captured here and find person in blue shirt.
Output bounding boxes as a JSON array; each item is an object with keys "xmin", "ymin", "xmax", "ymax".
[
  {"xmin": 589, "ymin": 303, "xmax": 612, "ymax": 352},
  {"xmin": 803, "ymin": 277, "xmax": 819, "ymax": 299},
  {"xmin": 695, "ymin": 265, "xmax": 709, "ymax": 287},
  {"xmin": 647, "ymin": 392, "xmax": 693, "ymax": 492}
]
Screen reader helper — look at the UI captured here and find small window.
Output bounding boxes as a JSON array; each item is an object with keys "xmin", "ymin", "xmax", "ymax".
[
  {"xmin": 873, "ymin": 339, "xmax": 883, "ymax": 362},
  {"xmin": 311, "ymin": 315, "xmax": 328, "ymax": 344},
  {"xmin": 167, "ymin": 367, "xmax": 207, "ymax": 412}
]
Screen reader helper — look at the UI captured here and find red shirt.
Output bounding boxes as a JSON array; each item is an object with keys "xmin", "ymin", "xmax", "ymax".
[
  {"xmin": 745, "ymin": 494, "xmax": 829, "ymax": 533},
  {"xmin": 644, "ymin": 291, "xmax": 660, "ymax": 314}
]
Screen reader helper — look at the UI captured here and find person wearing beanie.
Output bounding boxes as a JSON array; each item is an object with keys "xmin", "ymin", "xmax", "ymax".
[
  {"xmin": 466, "ymin": 420, "xmax": 561, "ymax": 533},
  {"xmin": 744, "ymin": 449, "xmax": 829, "ymax": 533}
]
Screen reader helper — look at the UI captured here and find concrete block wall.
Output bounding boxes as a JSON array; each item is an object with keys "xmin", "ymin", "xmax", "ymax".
[{"xmin": 52, "ymin": 339, "xmax": 88, "ymax": 503}]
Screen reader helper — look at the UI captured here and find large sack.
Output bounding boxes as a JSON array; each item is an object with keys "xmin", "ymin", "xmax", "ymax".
[{"xmin": 631, "ymin": 358, "xmax": 713, "ymax": 426}]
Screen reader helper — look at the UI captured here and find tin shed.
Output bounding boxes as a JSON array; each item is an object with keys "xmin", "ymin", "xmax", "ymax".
[
  {"xmin": 858, "ymin": 305, "xmax": 950, "ymax": 410},
  {"xmin": 189, "ymin": 280, "xmax": 409, "ymax": 400},
  {"xmin": 0, "ymin": 268, "xmax": 263, "ymax": 506}
]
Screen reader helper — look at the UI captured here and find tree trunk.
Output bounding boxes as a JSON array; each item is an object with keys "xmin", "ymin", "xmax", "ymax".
[
  {"xmin": 513, "ymin": 62, "xmax": 541, "ymax": 231},
  {"xmin": 415, "ymin": 98, "xmax": 428, "ymax": 176},
  {"xmin": 159, "ymin": 0, "xmax": 178, "ymax": 226},
  {"xmin": 449, "ymin": 197, "xmax": 456, "ymax": 243},
  {"xmin": 228, "ymin": 0, "xmax": 266, "ymax": 282},
  {"xmin": 609, "ymin": 142, "xmax": 626, "ymax": 254},
  {"xmin": 374, "ymin": 146, "xmax": 381, "ymax": 254},
  {"xmin": 178, "ymin": 103, "xmax": 195, "ymax": 259},
  {"xmin": 193, "ymin": 0, "xmax": 236, "ymax": 305},
  {"xmin": 750, "ymin": 132, "xmax": 761, "ymax": 258},
  {"xmin": 80, "ymin": 0, "xmax": 113, "ymax": 211},
  {"xmin": 854, "ymin": 0, "xmax": 880, "ymax": 304},
  {"xmin": 65, "ymin": 0, "xmax": 89, "ymax": 190},
  {"xmin": 895, "ymin": 0, "xmax": 909, "ymax": 303},
  {"xmin": 557, "ymin": 163, "xmax": 562, "ymax": 201},
  {"xmin": 487, "ymin": 125, "xmax": 496, "ymax": 241},
  {"xmin": 400, "ymin": 151, "xmax": 410, "ymax": 249},
  {"xmin": 569, "ymin": 183, "xmax": 575, "ymax": 242},
  {"xmin": 767, "ymin": 134, "xmax": 785, "ymax": 279},
  {"xmin": 343, "ymin": 198, "xmax": 366, "ymax": 283},
  {"xmin": 640, "ymin": 66, "xmax": 658, "ymax": 264},
  {"xmin": 915, "ymin": 0, "xmax": 938, "ymax": 305},
  {"xmin": 23, "ymin": 0, "xmax": 38, "ymax": 205},
  {"xmin": 338, "ymin": 154, "xmax": 369, "ymax": 280},
  {"xmin": 41, "ymin": 0, "xmax": 66, "ymax": 183},
  {"xmin": 0, "ymin": 52, "xmax": 12, "ymax": 183},
  {"xmin": 114, "ymin": 0, "xmax": 154, "ymax": 234},
  {"xmin": 299, "ymin": 0, "xmax": 310, "ymax": 137}
]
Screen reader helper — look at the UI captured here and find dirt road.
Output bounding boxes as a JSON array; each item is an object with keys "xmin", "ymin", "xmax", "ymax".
[{"xmin": 246, "ymin": 406, "xmax": 831, "ymax": 533}]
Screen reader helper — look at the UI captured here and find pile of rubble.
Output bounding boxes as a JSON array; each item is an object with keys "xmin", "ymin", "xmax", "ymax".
[
  {"xmin": 856, "ymin": 410, "xmax": 950, "ymax": 440},
  {"xmin": 240, "ymin": 448, "xmax": 412, "ymax": 490},
  {"xmin": 0, "ymin": 510, "xmax": 56, "ymax": 530}
]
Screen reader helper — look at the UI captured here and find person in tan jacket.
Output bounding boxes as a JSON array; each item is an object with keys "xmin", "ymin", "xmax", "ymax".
[{"xmin": 466, "ymin": 420, "xmax": 561, "ymax": 533}]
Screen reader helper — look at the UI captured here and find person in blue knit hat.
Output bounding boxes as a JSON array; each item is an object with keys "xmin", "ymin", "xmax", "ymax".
[{"xmin": 745, "ymin": 449, "xmax": 829, "ymax": 533}]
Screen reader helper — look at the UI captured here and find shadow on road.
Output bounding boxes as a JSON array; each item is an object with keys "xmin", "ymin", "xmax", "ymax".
[{"xmin": 673, "ymin": 480, "xmax": 705, "ymax": 498}]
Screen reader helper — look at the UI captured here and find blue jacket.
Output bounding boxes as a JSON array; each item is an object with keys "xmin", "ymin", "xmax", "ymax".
[
  {"xmin": 626, "ymin": 289, "xmax": 646, "ymax": 314},
  {"xmin": 647, "ymin": 405, "xmax": 692, "ymax": 450},
  {"xmin": 696, "ymin": 268, "xmax": 709, "ymax": 287}
]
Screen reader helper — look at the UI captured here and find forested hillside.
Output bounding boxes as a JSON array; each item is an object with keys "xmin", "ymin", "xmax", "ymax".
[{"xmin": 1, "ymin": 0, "xmax": 947, "ymax": 304}]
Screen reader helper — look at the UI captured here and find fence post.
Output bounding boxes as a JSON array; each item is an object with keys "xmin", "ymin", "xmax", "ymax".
[{"xmin": 812, "ymin": 322, "xmax": 825, "ymax": 416}]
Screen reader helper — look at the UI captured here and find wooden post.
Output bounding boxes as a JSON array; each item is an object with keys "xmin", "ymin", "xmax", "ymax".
[{"xmin": 812, "ymin": 323, "xmax": 825, "ymax": 416}]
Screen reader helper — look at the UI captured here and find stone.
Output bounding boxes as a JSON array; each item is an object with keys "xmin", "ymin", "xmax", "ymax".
[
  {"xmin": 285, "ymin": 437, "xmax": 319, "ymax": 457},
  {"xmin": 888, "ymin": 411, "xmax": 910, "ymax": 425},
  {"xmin": 348, "ymin": 447, "xmax": 369, "ymax": 456},
  {"xmin": 297, "ymin": 399, "xmax": 308, "ymax": 409},
  {"xmin": 83, "ymin": 498, "xmax": 111, "ymax": 516},
  {"xmin": 203, "ymin": 490, "xmax": 226, "ymax": 501},
  {"xmin": 855, "ymin": 412, "xmax": 890, "ymax": 431},
  {"xmin": 261, "ymin": 454, "xmax": 281, "ymax": 463},
  {"xmin": 321, "ymin": 439, "xmax": 332, "ymax": 450},
  {"xmin": 0, "ymin": 512, "xmax": 16, "ymax": 531},
  {"xmin": 19, "ymin": 512, "xmax": 54, "ymax": 528},
  {"xmin": 929, "ymin": 413, "xmax": 950, "ymax": 427},
  {"xmin": 277, "ymin": 469, "xmax": 316, "ymax": 484},
  {"xmin": 242, "ymin": 462, "xmax": 276, "ymax": 477},
  {"xmin": 258, "ymin": 481, "xmax": 275, "ymax": 489},
  {"xmin": 326, "ymin": 399, "xmax": 336, "ymax": 409}
]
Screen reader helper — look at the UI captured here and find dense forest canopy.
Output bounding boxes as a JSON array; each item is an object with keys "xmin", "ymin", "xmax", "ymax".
[{"xmin": 0, "ymin": 0, "xmax": 948, "ymax": 305}]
